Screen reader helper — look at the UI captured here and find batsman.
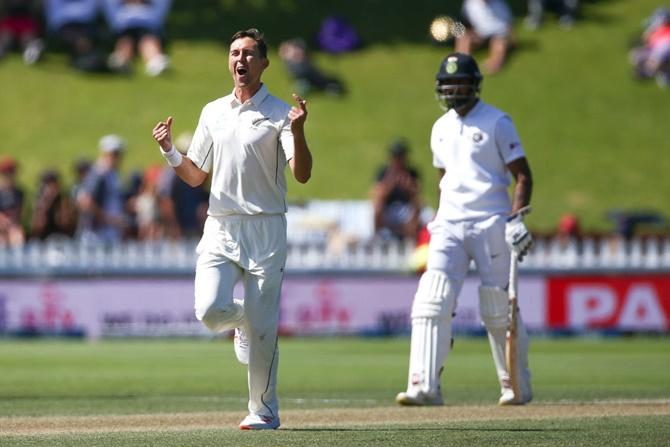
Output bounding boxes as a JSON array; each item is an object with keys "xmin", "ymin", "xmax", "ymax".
[{"xmin": 396, "ymin": 52, "xmax": 533, "ymax": 406}]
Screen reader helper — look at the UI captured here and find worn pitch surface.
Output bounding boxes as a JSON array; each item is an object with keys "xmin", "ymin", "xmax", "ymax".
[{"xmin": 2, "ymin": 400, "xmax": 668, "ymax": 435}]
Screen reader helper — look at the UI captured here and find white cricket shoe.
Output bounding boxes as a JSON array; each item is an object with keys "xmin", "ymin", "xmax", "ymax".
[
  {"xmin": 239, "ymin": 413, "xmax": 280, "ymax": 430},
  {"xmin": 395, "ymin": 389, "xmax": 444, "ymax": 406},
  {"xmin": 498, "ymin": 386, "xmax": 533, "ymax": 406},
  {"xmin": 234, "ymin": 327, "xmax": 249, "ymax": 365}
]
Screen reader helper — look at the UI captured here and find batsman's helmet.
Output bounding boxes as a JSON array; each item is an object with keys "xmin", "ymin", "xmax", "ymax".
[{"xmin": 435, "ymin": 52, "xmax": 482, "ymax": 111}]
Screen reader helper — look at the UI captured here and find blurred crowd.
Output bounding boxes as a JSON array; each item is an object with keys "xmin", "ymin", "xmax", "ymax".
[
  {"xmin": 450, "ymin": 0, "xmax": 580, "ymax": 75},
  {"xmin": 450, "ymin": 1, "xmax": 669, "ymax": 89},
  {"xmin": 630, "ymin": 6, "xmax": 670, "ymax": 88},
  {"xmin": 0, "ymin": 133, "xmax": 208, "ymax": 247},
  {"xmin": 2, "ymin": 0, "xmax": 662, "ymax": 87},
  {"xmin": 2, "ymin": 2, "xmax": 667, "ymax": 248},
  {"xmin": 0, "ymin": 0, "xmax": 171, "ymax": 76}
]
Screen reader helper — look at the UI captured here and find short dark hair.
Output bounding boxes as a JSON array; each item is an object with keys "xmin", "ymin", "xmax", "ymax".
[
  {"xmin": 230, "ymin": 28, "xmax": 268, "ymax": 58},
  {"xmin": 389, "ymin": 138, "xmax": 409, "ymax": 157}
]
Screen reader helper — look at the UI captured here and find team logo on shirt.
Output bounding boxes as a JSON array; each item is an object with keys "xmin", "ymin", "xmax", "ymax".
[{"xmin": 472, "ymin": 132, "xmax": 483, "ymax": 142}]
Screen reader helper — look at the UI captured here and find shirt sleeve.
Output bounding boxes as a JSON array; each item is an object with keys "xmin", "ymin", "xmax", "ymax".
[
  {"xmin": 79, "ymin": 169, "xmax": 100, "ymax": 198},
  {"xmin": 495, "ymin": 115, "xmax": 526, "ymax": 164},
  {"xmin": 430, "ymin": 122, "xmax": 445, "ymax": 169},
  {"xmin": 279, "ymin": 116, "xmax": 295, "ymax": 162},
  {"xmin": 187, "ymin": 106, "xmax": 214, "ymax": 173}
]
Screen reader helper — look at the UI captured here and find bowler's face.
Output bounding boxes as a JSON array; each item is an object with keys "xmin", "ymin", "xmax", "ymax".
[{"xmin": 229, "ymin": 37, "xmax": 268, "ymax": 90}]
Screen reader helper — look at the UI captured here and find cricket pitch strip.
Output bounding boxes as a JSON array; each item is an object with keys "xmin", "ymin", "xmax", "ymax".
[{"xmin": 2, "ymin": 399, "xmax": 669, "ymax": 436}]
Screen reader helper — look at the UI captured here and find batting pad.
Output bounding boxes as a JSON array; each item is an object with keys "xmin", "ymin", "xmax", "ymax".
[
  {"xmin": 479, "ymin": 286, "xmax": 532, "ymax": 401},
  {"xmin": 478, "ymin": 286, "xmax": 509, "ymax": 329},
  {"xmin": 411, "ymin": 270, "xmax": 455, "ymax": 319},
  {"xmin": 406, "ymin": 270, "xmax": 456, "ymax": 396}
]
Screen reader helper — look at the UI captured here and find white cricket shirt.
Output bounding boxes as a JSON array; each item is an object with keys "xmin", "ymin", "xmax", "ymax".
[
  {"xmin": 187, "ymin": 84, "xmax": 295, "ymax": 216},
  {"xmin": 430, "ymin": 100, "xmax": 526, "ymax": 221}
]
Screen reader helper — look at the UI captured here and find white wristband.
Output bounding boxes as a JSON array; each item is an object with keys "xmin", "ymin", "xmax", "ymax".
[{"xmin": 161, "ymin": 145, "xmax": 183, "ymax": 167}]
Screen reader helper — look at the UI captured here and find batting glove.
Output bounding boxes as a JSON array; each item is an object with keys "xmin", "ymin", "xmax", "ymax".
[{"xmin": 505, "ymin": 211, "xmax": 533, "ymax": 262}]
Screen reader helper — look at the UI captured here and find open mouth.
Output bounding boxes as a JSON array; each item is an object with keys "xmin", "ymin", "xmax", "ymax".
[{"xmin": 236, "ymin": 66, "xmax": 248, "ymax": 75}]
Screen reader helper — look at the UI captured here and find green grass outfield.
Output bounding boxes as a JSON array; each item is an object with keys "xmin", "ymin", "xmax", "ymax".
[
  {"xmin": 2, "ymin": 0, "xmax": 669, "ymax": 233},
  {"xmin": 0, "ymin": 336, "xmax": 669, "ymax": 446}
]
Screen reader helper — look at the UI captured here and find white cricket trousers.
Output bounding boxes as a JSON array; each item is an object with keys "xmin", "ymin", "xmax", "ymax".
[
  {"xmin": 426, "ymin": 214, "xmax": 510, "ymax": 290},
  {"xmin": 194, "ymin": 213, "xmax": 287, "ymax": 420},
  {"xmin": 426, "ymin": 214, "xmax": 526, "ymax": 390}
]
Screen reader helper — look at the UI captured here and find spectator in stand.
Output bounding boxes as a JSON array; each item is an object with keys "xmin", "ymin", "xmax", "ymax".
[
  {"xmin": 122, "ymin": 168, "xmax": 143, "ymax": 239},
  {"xmin": 44, "ymin": 0, "xmax": 108, "ymax": 72},
  {"xmin": 75, "ymin": 134, "xmax": 126, "ymax": 244},
  {"xmin": 556, "ymin": 212, "xmax": 581, "ymax": 249},
  {"xmin": 278, "ymin": 38, "xmax": 345, "ymax": 97},
  {"xmin": 0, "ymin": 157, "xmax": 25, "ymax": 247},
  {"xmin": 30, "ymin": 169, "xmax": 74, "ymax": 240},
  {"xmin": 525, "ymin": 0, "xmax": 579, "ymax": 30},
  {"xmin": 71, "ymin": 158, "xmax": 92, "ymax": 201},
  {"xmin": 408, "ymin": 224, "xmax": 431, "ymax": 274},
  {"xmin": 315, "ymin": 15, "xmax": 361, "ymax": 54},
  {"xmin": 0, "ymin": 0, "xmax": 44, "ymax": 65},
  {"xmin": 157, "ymin": 132, "xmax": 208, "ymax": 240},
  {"xmin": 456, "ymin": 0, "xmax": 513, "ymax": 74},
  {"xmin": 69, "ymin": 157, "xmax": 91, "ymax": 231},
  {"xmin": 370, "ymin": 138, "xmax": 422, "ymax": 241},
  {"xmin": 102, "ymin": 0, "xmax": 172, "ymax": 76},
  {"xmin": 130, "ymin": 164, "xmax": 163, "ymax": 240},
  {"xmin": 630, "ymin": 7, "xmax": 670, "ymax": 88}
]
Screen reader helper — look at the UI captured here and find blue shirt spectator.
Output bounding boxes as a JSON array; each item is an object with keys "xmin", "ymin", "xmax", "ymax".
[
  {"xmin": 157, "ymin": 168, "xmax": 208, "ymax": 239},
  {"xmin": 102, "ymin": 0, "xmax": 172, "ymax": 76},
  {"xmin": 102, "ymin": 0, "xmax": 171, "ymax": 34},
  {"xmin": 44, "ymin": 0, "xmax": 107, "ymax": 72},
  {"xmin": 44, "ymin": 0, "xmax": 99, "ymax": 32},
  {"xmin": 75, "ymin": 135, "xmax": 126, "ymax": 244}
]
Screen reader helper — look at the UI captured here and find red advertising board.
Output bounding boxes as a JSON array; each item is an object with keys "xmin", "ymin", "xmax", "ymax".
[{"xmin": 547, "ymin": 275, "xmax": 670, "ymax": 331}]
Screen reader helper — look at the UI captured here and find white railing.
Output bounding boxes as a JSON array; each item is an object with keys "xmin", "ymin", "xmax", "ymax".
[
  {"xmin": 523, "ymin": 236, "xmax": 670, "ymax": 271},
  {"xmin": 1, "ymin": 235, "xmax": 669, "ymax": 276}
]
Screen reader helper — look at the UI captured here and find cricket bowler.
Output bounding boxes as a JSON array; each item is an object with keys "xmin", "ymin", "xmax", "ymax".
[{"xmin": 152, "ymin": 28, "xmax": 313, "ymax": 430}]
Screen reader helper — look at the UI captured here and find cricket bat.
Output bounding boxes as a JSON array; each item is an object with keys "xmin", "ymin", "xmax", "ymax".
[
  {"xmin": 505, "ymin": 205, "xmax": 531, "ymax": 402},
  {"xmin": 505, "ymin": 252, "xmax": 521, "ymax": 402}
]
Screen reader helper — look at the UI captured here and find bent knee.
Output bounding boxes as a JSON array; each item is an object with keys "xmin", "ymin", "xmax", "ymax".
[{"xmin": 195, "ymin": 302, "xmax": 242, "ymax": 330}]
